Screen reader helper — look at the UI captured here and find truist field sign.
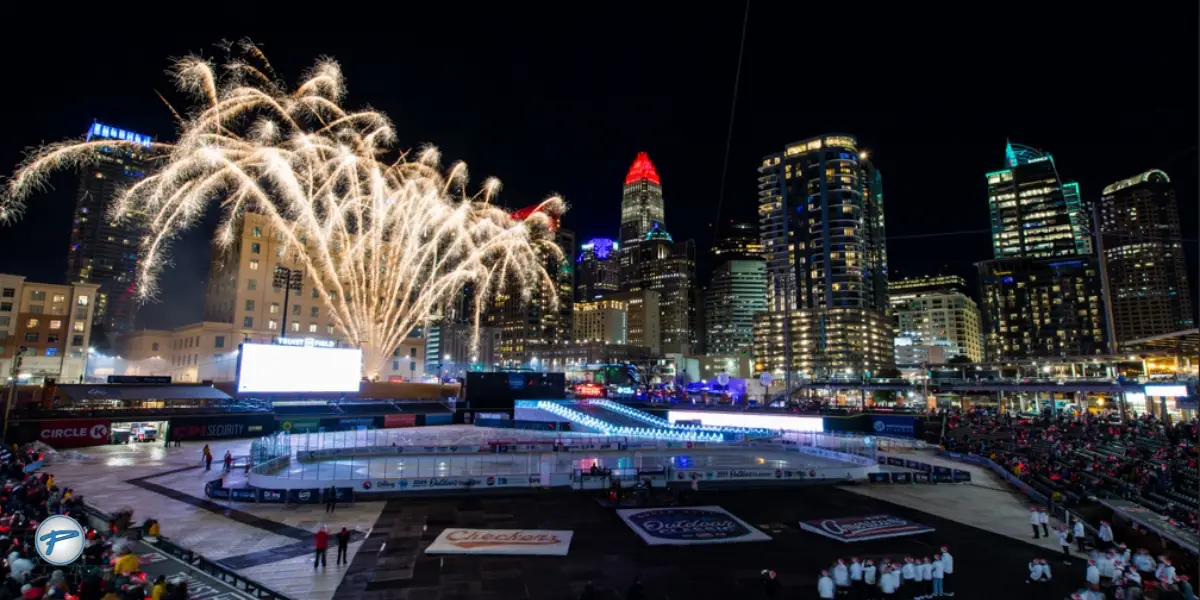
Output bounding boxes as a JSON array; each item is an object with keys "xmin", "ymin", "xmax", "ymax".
[{"xmin": 425, "ymin": 529, "xmax": 573, "ymax": 556}]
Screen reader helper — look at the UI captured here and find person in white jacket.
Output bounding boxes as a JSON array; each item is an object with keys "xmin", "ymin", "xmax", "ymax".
[
  {"xmin": 900, "ymin": 556, "xmax": 916, "ymax": 596},
  {"xmin": 1038, "ymin": 508, "xmax": 1050, "ymax": 538},
  {"xmin": 1096, "ymin": 552, "xmax": 1115, "ymax": 579},
  {"xmin": 1056, "ymin": 525, "xmax": 1072, "ymax": 564},
  {"xmin": 1160, "ymin": 556, "xmax": 1176, "ymax": 586},
  {"xmin": 931, "ymin": 556, "xmax": 945, "ymax": 598},
  {"xmin": 879, "ymin": 567, "xmax": 897, "ymax": 597},
  {"xmin": 1085, "ymin": 559, "xmax": 1100, "ymax": 586},
  {"xmin": 1028, "ymin": 559, "xmax": 1049, "ymax": 583},
  {"xmin": 1030, "ymin": 507, "xmax": 1043, "ymax": 539},
  {"xmin": 1097, "ymin": 521, "xmax": 1114, "ymax": 550},
  {"xmin": 850, "ymin": 557, "xmax": 864, "ymax": 598},
  {"xmin": 1073, "ymin": 519, "xmax": 1086, "ymax": 552},
  {"xmin": 1116, "ymin": 543, "xmax": 1131, "ymax": 567},
  {"xmin": 818, "ymin": 569, "xmax": 836, "ymax": 599},
  {"xmin": 832, "ymin": 558, "xmax": 850, "ymax": 594},
  {"xmin": 922, "ymin": 557, "xmax": 936, "ymax": 599},
  {"xmin": 863, "ymin": 560, "xmax": 877, "ymax": 593},
  {"xmin": 1132, "ymin": 548, "xmax": 1156, "ymax": 573},
  {"xmin": 910, "ymin": 557, "xmax": 925, "ymax": 599},
  {"xmin": 938, "ymin": 546, "xmax": 954, "ymax": 597}
]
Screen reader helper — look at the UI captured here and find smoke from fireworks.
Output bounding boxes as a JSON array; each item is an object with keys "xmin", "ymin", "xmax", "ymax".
[{"xmin": 1, "ymin": 40, "xmax": 564, "ymax": 376}]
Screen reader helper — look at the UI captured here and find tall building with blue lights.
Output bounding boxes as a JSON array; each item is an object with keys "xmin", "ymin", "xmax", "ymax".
[
  {"xmin": 753, "ymin": 134, "xmax": 893, "ymax": 380},
  {"xmin": 978, "ymin": 141, "xmax": 1108, "ymax": 359},
  {"xmin": 67, "ymin": 121, "xmax": 153, "ymax": 339},
  {"xmin": 576, "ymin": 238, "xmax": 620, "ymax": 301},
  {"xmin": 987, "ymin": 141, "xmax": 1091, "ymax": 258}
]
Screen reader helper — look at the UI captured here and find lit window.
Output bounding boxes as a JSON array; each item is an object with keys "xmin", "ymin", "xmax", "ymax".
[
  {"xmin": 249, "ymin": 259, "xmax": 259, "ymax": 271},
  {"xmin": 290, "ymin": 321, "xmax": 300, "ymax": 332},
  {"xmin": 73, "ymin": 321, "xmax": 85, "ymax": 332},
  {"xmin": 52, "ymin": 294, "xmax": 65, "ymax": 303},
  {"xmin": 252, "ymin": 226, "xmax": 262, "ymax": 238},
  {"xmin": 45, "ymin": 348, "xmax": 57, "ymax": 357},
  {"xmin": 270, "ymin": 303, "xmax": 280, "ymax": 314},
  {"xmin": 326, "ymin": 324, "xmax": 334, "ymax": 334},
  {"xmin": 308, "ymin": 323, "xmax": 318, "ymax": 333},
  {"xmin": 49, "ymin": 320, "xmax": 61, "ymax": 330},
  {"xmin": 76, "ymin": 295, "xmax": 89, "ymax": 306},
  {"xmin": 268, "ymin": 319, "xmax": 278, "ymax": 330},
  {"xmin": 25, "ymin": 318, "xmax": 38, "ymax": 328}
]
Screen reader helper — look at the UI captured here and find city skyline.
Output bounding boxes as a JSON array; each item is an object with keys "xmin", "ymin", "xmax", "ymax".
[{"xmin": 0, "ymin": 8, "xmax": 1195, "ymax": 334}]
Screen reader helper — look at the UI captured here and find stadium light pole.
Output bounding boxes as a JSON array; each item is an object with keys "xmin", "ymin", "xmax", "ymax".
[{"xmin": 272, "ymin": 266, "xmax": 304, "ymax": 338}]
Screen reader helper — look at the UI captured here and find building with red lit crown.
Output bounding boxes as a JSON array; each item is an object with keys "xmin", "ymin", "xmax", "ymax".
[{"xmin": 618, "ymin": 153, "xmax": 666, "ymax": 286}]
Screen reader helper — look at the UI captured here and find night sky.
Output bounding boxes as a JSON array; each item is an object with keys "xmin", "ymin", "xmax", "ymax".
[{"xmin": 1, "ymin": 6, "xmax": 1196, "ymax": 330}]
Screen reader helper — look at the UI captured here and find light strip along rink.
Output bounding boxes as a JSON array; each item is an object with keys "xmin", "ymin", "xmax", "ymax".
[{"xmin": 264, "ymin": 425, "xmax": 859, "ymax": 482}]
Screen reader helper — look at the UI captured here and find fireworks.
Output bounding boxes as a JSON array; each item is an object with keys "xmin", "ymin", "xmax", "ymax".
[{"xmin": 1, "ymin": 40, "xmax": 564, "ymax": 376}]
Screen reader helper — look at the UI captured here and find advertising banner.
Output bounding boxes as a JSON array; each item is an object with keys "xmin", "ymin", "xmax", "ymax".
[
  {"xmin": 868, "ymin": 472, "xmax": 891, "ymax": 483},
  {"xmin": 334, "ymin": 487, "xmax": 354, "ymax": 503},
  {"xmin": 799, "ymin": 515, "xmax": 935, "ymax": 542},
  {"xmin": 672, "ymin": 468, "xmax": 817, "ymax": 481},
  {"xmin": 229, "ymin": 488, "xmax": 257, "ymax": 502},
  {"xmin": 168, "ymin": 415, "xmax": 275, "ymax": 441},
  {"xmin": 904, "ymin": 459, "xmax": 931, "ymax": 472},
  {"xmin": 890, "ymin": 472, "xmax": 911, "ymax": 483},
  {"xmin": 257, "ymin": 489, "xmax": 287, "ymax": 503},
  {"xmin": 289, "ymin": 488, "xmax": 322, "ymax": 504},
  {"xmin": 359, "ymin": 475, "xmax": 539, "ymax": 492},
  {"xmin": 616, "ymin": 506, "xmax": 772, "ymax": 546},
  {"xmin": 953, "ymin": 470, "xmax": 971, "ymax": 482},
  {"xmin": 913, "ymin": 472, "xmax": 931, "ymax": 484},
  {"xmin": 384, "ymin": 414, "xmax": 417, "ymax": 428},
  {"xmin": 425, "ymin": 529, "xmax": 574, "ymax": 556},
  {"xmin": 281, "ymin": 419, "xmax": 321, "ymax": 433},
  {"xmin": 424, "ymin": 414, "xmax": 453, "ymax": 425},
  {"xmin": 871, "ymin": 415, "xmax": 917, "ymax": 437},
  {"xmin": 338, "ymin": 418, "xmax": 374, "ymax": 429},
  {"xmin": 886, "ymin": 457, "xmax": 905, "ymax": 467},
  {"xmin": 37, "ymin": 419, "xmax": 111, "ymax": 449}
]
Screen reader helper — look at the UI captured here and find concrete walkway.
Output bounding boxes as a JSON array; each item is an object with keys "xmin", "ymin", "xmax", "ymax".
[
  {"xmin": 44, "ymin": 439, "xmax": 382, "ymax": 600},
  {"xmin": 841, "ymin": 449, "xmax": 1069, "ymax": 553}
]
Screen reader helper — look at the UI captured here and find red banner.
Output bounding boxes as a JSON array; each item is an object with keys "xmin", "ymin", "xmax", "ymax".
[
  {"xmin": 384, "ymin": 414, "xmax": 416, "ymax": 428},
  {"xmin": 37, "ymin": 419, "xmax": 111, "ymax": 448}
]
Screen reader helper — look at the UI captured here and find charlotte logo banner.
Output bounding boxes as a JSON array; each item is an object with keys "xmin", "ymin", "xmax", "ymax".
[{"xmin": 617, "ymin": 506, "xmax": 771, "ymax": 546}]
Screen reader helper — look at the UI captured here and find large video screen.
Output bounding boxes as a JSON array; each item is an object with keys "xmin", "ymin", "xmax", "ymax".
[
  {"xmin": 237, "ymin": 344, "xmax": 362, "ymax": 394},
  {"xmin": 466, "ymin": 372, "xmax": 565, "ymax": 410},
  {"xmin": 667, "ymin": 410, "xmax": 824, "ymax": 432}
]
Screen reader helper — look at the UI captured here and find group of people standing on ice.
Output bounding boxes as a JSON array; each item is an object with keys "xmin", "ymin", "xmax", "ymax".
[{"xmin": 814, "ymin": 547, "xmax": 954, "ymax": 599}]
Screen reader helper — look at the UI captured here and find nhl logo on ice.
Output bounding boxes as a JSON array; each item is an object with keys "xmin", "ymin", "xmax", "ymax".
[
  {"xmin": 873, "ymin": 420, "xmax": 885, "ymax": 433},
  {"xmin": 35, "ymin": 515, "xmax": 85, "ymax": 566}
]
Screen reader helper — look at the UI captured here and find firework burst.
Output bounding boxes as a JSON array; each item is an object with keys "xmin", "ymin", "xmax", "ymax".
[{"xmin": 1, "ymin": 40, "xmax": 564, "ymax": 376}]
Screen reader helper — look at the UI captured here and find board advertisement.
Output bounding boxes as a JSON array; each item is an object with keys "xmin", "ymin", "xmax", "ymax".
[
  {"xmin": 384, "ymin": 414, "xmax": 416, "ymax": 428},
  {"xmin": 37, "ymin": 419, "xmax": 111, "ymax": 449},
  {"xmin": 425, "ymin": 529, "xmax": 573, "ymax": 556},
  {"xmin": 799, "ymin": 515, "xmax": 935, "ymax": 542},
  {"xmin": 616, "ymin": 506, "xmax": 771, "ymax": 546}
]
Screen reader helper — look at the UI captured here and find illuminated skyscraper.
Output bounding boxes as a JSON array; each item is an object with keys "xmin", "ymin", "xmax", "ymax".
[
  {"xmin": 706, "ymin": 223, "xmax": 766, "ymax": 357},
  {"xmin": 67, "ymin": 122, "xmax": 153, "ymax": 339},
  {"xmin": 889, "ymin": 275, "xmax": 984, "ymax": 365},
  {"xmin": 619, "ymin": 152, "xmax": 665, "ymax": 286},
  {"xmin": 987, "ymin": 141, "xmax": 1091, "ymax": 259},
  {"xmin": 1098, "ymin": 169, "xmax": 1194, "ymax": 343},
  {"xmin": 753, "ymin": 134, "xmax": 893, "ymax": 378},
  {"xmin": 637, "ymin": 223, "xmax": 696, "ymax": 355},
  {"xmin": 712, "ymin": 221, "xmax": 764, "ymax": 260},
  {"xmin": 576, "ymin": 238, "xmax": 620, "ymax": 301}
]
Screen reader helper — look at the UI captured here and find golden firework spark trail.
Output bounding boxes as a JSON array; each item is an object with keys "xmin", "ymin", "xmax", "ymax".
[{"xmin": 0, "ymin": 40, "xmax": 564, "ymax": 376}]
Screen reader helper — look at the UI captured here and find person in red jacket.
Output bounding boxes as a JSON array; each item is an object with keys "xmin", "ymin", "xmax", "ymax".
[{"xmin": 314, "ymin": 525, "xmax": 328, "ymax": 569}]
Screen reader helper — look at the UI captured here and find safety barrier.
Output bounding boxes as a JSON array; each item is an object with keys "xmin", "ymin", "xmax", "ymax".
[
  {"xmin": 80, "ymin": 504, "xmax": 295, "ymax": 600},
  {"xmin": 870, "ymin": 454, "xmax": 970, "ymax": 484}
]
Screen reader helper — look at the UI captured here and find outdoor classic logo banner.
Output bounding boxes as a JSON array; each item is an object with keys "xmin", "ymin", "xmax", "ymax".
[
  {"xmin": 799, "ymin": 514, "xmax": 934, "ymax": 542},
  {"xmin": 426, "ymin": 529, "xmax": 573, "ymax": 556},
  {"xmin": 617, "ymin": 506, "xmax": 771, "ymax": 546}
]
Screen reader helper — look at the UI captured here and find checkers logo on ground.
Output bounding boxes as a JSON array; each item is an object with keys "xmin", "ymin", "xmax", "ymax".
[
  {"xmin": 35, "ymin": 515, "xmax": 85, "ymax": 566},
  {"xmin": 426, "ymin": 529, "xmax": 574, "ymax": 556}
]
